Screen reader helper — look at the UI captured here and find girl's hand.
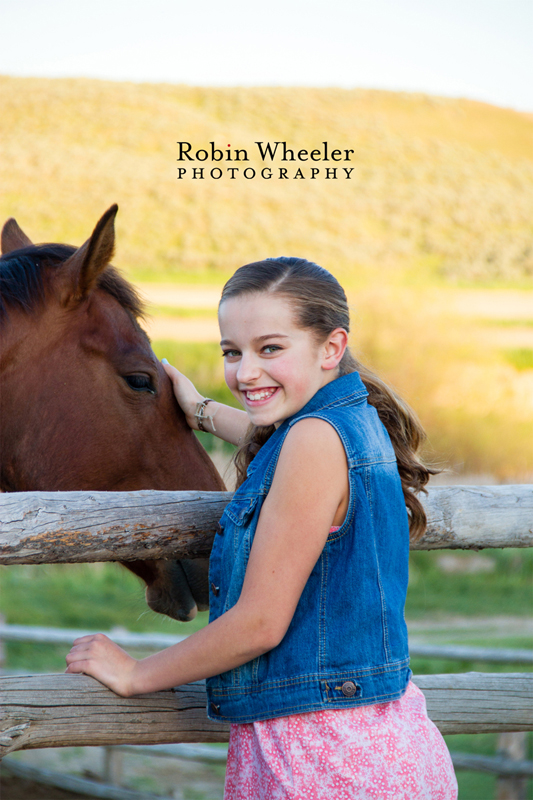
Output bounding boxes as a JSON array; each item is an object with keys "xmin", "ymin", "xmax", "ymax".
[
  {"xmin": 162, "ymin": 358, "xmax": 249, "ymax": 445},
  {"xmin": 161, "ymin": 359, "xmax": 204, "ymax": 429},
  {"xmin": 65, "ymin": 634, "xmax": 139, "ymax": 697}
]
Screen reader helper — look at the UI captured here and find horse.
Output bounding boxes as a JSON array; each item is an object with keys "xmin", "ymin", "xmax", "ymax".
[{"xmin": 0, "ymin": 204, "xmax": 225, "ymax": 621}]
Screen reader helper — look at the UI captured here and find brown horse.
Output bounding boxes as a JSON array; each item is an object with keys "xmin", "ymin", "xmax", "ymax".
[{"xmin": 0, "ymin": 204, "xmax": 225, "ymax": 621}]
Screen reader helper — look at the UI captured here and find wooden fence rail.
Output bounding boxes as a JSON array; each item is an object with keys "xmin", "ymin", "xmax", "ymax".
[
  {"xmin": 1, "ymin": 672, "xmax": 532, "ymax": 758},
  {"xmin": 3, "ymin": 746, "xmax": 532, "ymax": 800},
  {"xmin": 1, "ymin": 485, "xmax": 532, "ymax": 564},
  {"xmin": 1, "ymin": 623, "xmax": 532, "ymax": 664},
  {"xmin": 449, "ymin": 750, "xmax": 533, "ymax": 778}
]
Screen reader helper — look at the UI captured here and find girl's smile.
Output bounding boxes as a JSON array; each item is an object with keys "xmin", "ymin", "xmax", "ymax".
[
  {"xmin": 218, "ymin": 293, "xmax": 346, "ymax": 427},
  {"xmin": 242, "ymin": 386, "xmax": 280, "ymax": 405}
]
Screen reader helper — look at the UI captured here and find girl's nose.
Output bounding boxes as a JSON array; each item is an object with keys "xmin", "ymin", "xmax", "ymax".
[{"xmin": 236, "ymin": 353, "xmax": 261, "ymax": 384}]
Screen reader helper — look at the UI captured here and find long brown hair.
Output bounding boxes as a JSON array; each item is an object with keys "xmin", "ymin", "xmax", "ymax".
[{"xmin": 221, "ymin": 257, "xmax": 437, "ymax": 542}]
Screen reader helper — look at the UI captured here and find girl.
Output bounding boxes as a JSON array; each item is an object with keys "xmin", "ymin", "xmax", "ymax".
[{"xmin": 66, "ymin": 257, "xmax": 457, "ymax": 799}]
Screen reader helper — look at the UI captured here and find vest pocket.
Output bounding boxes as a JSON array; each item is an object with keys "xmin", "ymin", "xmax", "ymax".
[
  {"xmin": 220, "ymin": 496, "xmax": 261, "ymax": 616},
  {"xmin": 222, "ymin": 494, "xmax": 260, "ymax": 526}
]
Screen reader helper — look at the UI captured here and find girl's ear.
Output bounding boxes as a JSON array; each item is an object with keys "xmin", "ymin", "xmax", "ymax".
[{"xmin": 322, "ymin": 328, "xmax": 349, "ymax": 371}]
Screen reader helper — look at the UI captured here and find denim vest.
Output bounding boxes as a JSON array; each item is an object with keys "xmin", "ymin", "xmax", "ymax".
[{"xmin": 206, "ymin": 371, "xmax": 411, "ymax": 724}]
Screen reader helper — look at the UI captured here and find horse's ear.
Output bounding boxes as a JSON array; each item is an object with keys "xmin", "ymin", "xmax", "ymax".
[
  {"xmin": 1, "ymin": 218, "xmax": 33, "ymax": 254},
  {"xmin": 60, "ymin": 204, "xmax": 118, "ymax": 304}
]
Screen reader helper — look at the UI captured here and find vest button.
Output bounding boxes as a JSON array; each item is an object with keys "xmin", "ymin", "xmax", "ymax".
[
  {"xmin": 210, "ymin": 582, "xmax": 220, "ymax": 596},
  {"xmin": 341, "ymin": 681, "xmax": 357, "ymax": 697},
  {"xmin": 210, "ymin": 702, "xmax": 220, "ymax": 714},
  {"xmin": 215, "ymin": 522, "xmax": 224, "ymax": 535}
]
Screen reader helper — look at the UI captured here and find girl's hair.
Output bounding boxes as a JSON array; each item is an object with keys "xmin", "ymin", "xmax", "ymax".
[{"xmin": 220, "ymin": 257, "xmax": 438, "ymax": 542}]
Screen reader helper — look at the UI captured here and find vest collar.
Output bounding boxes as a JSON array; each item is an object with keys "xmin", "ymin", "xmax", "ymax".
[{"xmin": 286, "ymin": 370, "xmax": 368, "ymax": 423}]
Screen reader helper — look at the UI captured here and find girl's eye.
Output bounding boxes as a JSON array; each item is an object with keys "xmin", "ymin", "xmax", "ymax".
[
  {"xmin": 222, "ymin": 349, "xmax": 241, "ymax": 359},
  {"xmin": 124, "ymin": 374, "xmax": 156, "ymax": 394},
  {"xmin": 263, "ymin": 345, "xmax": 282, "ymax": 354}
]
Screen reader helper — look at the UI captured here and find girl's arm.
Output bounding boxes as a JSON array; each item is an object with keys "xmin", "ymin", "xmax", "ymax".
[
  {"xmin": 65, "ymin": 418, "xmax": 349, "ymax": 696},
  {"xmin": 162, "ymin": 360, "xmax": 249, "ymax": 446}
]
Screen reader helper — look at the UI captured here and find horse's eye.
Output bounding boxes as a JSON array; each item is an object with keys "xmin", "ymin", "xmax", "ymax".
[{"xmin": 124, "ymin": 374, "xmax": 155, "ymax": 394}]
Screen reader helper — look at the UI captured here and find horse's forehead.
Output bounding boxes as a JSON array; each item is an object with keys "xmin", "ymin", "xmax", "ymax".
[{"xmin": 82, "ymin": 289, "xmax": 153, "ymax": 355}]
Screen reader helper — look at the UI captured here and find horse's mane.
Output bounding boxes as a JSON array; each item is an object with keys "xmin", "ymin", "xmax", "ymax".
[{"xmin": 0, "ymin": 244, "xmax": 145, "ymax": 321}]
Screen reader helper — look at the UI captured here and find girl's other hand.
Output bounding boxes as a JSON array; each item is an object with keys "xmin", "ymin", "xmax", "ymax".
[
  {"xmin": 161, "ymin": 359, "xmax": 203, "ymax": 429},
  {"xmin": 65, "ymin": 634, "xmax": 139, "ymax": 697}
]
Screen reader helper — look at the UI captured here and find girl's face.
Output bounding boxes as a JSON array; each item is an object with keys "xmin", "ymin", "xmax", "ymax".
[{"xmin": 219, "ymin": 292, "xmax": 346, "ymax": 428}]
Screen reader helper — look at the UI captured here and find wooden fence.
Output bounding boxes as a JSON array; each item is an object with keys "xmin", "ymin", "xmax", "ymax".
[{"xmin": 1, "ymin": 485, "xmax": 532, "ymax": 763}]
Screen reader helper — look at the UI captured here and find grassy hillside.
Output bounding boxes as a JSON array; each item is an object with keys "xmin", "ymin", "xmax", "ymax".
[
  {"xmin": 0, "ymin": 76, "xmax": 532, "ymax": 284},
  {"xmin": 1, "ymin": 76, "xmax": 532, "ymax": 478}
]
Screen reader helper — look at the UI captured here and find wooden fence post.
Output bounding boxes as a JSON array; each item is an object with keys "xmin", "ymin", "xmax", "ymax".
[
  {"xmin": 103, "ymin": 746, "xmax": 124, "ymax": 786},
  {"xmin": 496, "ymin": 732, "xmax": 528, "ymax": 800},
  {"xmin": 0, "ymin": 615, "xmax": 5, "ymax": 672}
]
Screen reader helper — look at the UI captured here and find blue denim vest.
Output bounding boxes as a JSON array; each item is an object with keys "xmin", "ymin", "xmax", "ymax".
[{"xmin": 206, "ymin": 371, "xmax": 411, "ymax": 724}]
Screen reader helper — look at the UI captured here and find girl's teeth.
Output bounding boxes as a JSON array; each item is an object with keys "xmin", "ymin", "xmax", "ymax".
[{"xmin": 247, "ymin": 389, "xmax": 275, "ymax": 401}]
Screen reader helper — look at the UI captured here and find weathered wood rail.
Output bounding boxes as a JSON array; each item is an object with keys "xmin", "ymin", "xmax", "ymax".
[
  {"xmin": 1, "ymin": 485, "xmax": 532, "ymax": 564},
  {"xmin": 2, "ymin": 623, "xmax": 532, "ymax": 664},
  {"xmin": 1, "ymin": 672, "xmax": 532, "ymax": 758},
  {"xmin": 0, "ymin": 490, "xmax": 232, "ymax": 564}
]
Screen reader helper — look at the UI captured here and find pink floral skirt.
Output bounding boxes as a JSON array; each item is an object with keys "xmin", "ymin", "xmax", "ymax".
[{"xmin": 223, "ymin": 680, "xmax": 457, "ymax": 800}]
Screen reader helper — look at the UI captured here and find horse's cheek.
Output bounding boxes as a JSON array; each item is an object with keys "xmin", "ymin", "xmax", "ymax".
[{"xmin": 179, "ymin": 558, "xmax": 211, "ymax": 610}]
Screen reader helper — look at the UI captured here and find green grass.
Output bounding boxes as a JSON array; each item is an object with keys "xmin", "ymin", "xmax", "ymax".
[
  {"xmin": 444, "ymin": 733, "xmax": 533, "ymax": 800},
  {"xmin": 484, "ymin": 319, "xmax": 533, "ymax": 328},
  {"xmin": 0, "ymin": 562, "xmax": 211, "ymax": 672},
  {"xmin": 410, "ymin": 657, "xmax": 532, "ymax": 675},
  {"xmin": 503, "ymin": 348, "xmax": 533, "ymax": 370},
  {"xmin": 406, "ymin": 549, "xmax": 533, "ymax": 618}
]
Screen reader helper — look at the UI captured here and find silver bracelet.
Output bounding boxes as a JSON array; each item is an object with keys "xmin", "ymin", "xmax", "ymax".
[{"xmin": 194, "ymin": 398, "xmax": 216, "ymax": 432}]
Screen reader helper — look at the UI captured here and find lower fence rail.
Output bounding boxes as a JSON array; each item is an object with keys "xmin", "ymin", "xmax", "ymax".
[
  {"xmin": 2, "ymin": 673, "xmax": 532, "ymax": 800},
  {"xmin": 1, "ymin": 671, "xmax": 532, "ymax": 757},
  {"xmin": 449, "ymin": 751, "xmax": 533, "ymax": 779},
  {"xmin": 1, "ymin": 758, "xmax": 165, "ymax": 800}
]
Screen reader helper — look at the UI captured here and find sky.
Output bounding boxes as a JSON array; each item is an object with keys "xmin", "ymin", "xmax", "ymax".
[{"xmin": 0, "ymin": 0, "xmax": 532, "ymax": 112}]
